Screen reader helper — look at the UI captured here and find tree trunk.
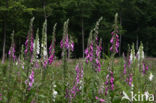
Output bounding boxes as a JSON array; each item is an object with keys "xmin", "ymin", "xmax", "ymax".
[
  {"xmin": 1, "ymin": 0, "xmax": 8, "ymax": 64},
  {"xmin": 2, "ymin": 18, "xmax": 6, "ymax": 64},
  {"xmin": 82, "ymin": 18, "xmax": 85, "ymax": 58}
]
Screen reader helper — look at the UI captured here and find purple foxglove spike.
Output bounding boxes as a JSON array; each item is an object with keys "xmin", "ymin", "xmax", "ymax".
[
  {"xmin": 111, "ymin": 31, "xmax": 114, "ymax": 35},
  {"xmin": 30, "ymin": 35, "xmax": 34, "ymax": 53},
  {"xmin": 142, "ymin": 63, "xmax": 145, "ymax": 74},
  {"xmin": 111, "ymin": 84, "xmax": 114, "ymax": 90},
  {"xmin": 129, "ymin": 74, "xmax": 133, "ymax": 86},
  {"xmin": 146, "ymin": 65, "xmax": 148, "ymax": 71},
  {"xmin": 0, "ymin": 93, "xmax": 2, "ymax": 101},
  {"xmin": 8, "ymin": 50, "xmax": 11, "ymax": 55},
  {"xmin": 110, "ymin": 77, "xmax": 114, "ymax": 84},
  {"xmin": 115, "ymin": 47, "xmax": 119, "ymax": 53},
  {"xmin": 105, "ymin": 87, "xmax": 108, "ymax": 96},
  {"xmin": 27, "ymin": 70, "xmax": 34, "ymax": 89},
  {"xmin": 71, "ymin": 42, "xmax": 74, "ymax": 51},
  {"xmin": 110, "ymin": 37, "xmax": 114, "ymax": 43},
  {"xmin": 85, "ymin": 48, "xmax": 88, "ymax": 54},
  {"xmin": 100, "ymin": 98, "xmax": 105, "ymax": 102},
  {"xmin": 96, "ymin": 36, "xmax": 98, "ymax": 41},
  {"xmin": 95, "ymin": 96, "xmax": 99, "ymax": 100},
  {"xmin": 49, "ymin": 43, "xmax": 52, "ymax": 55},
  {"xmin": 43, "ymin": 60, "xmax": 48, "ymax": 68},
  {"xmin": 110, "ymin": 31, "xmax": 119, "ymax": 53},
  {"xmin": 60, "ymin": 40, "xmax": 63, "ymax": 48},
  {"xmin": 115, "ymin": 34, "xmax": 119, "ymax": 38},
  {"xmin": 110, "ymin": 46, "xmax": 113, "ymax": 51}
]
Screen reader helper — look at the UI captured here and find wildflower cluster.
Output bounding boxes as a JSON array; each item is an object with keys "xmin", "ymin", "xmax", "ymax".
[
  {"xmin": 60, "ymin": 34, "xmax": 74, "ymax": 51},
  {"xmin": 95, "ymin": 38, "xmax": 102, "ymax": 72},
  {"xmin": 110, "ymin": 13, "xmax": 120, "ymax": 54},
  {"xmin": 48, "ymin": 23, "xmax": 57, "ymax": 65},
  {"xmin": 8, "ymin": 31, "xmax": 16, "ymax": 62},
  {"xmin": 32, "ymin": 29, "xmax": 40, "ymax": 68},
  {"xmin": 95, "ymin": 96, "xmax": 105, "ymax": 102},
  {"xmin": 85, "ymin": 17, "xmax": 103, "ymax": 72},
  {"xmin": 0, "ymin": 93, "xmax": 2, "ymax": 101},
  {"xmin": 105, "ymin": 71, "xmax": 114, "ymax": 95},
  {"xmin": 110, "ymin": 31, "xmax": 119, "ymax": 53},
  {"xmin": 41, "ymin": 19, "xmax": 48, "ymax": 68},
  {"xmin": 25, "ymin": 70, "xmax": 34, "ymax": 90},
  {"xmin": 24, "ymin": 17, "xmax": 35, "ymax": 56},
  {"xmin": 85, "ymin": 41, "xmax": 93, "ymax": 63},
  {"xmin": 66, "ymin": 63, "xmax": 83, "ymax": 101}
]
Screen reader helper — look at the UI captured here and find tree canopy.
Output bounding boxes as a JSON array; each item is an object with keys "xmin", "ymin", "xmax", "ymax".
[{"xmin": 0, "ymin": 0, "xmax": 156, "ymax": 58}]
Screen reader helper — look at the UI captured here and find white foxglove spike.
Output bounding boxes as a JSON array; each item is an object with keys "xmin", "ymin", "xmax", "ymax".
[
  {"xmin": 149, "ymin": 73, "xmax": 154, "ymax": 81},
  {"xmin": 137, "ymin": 42, "xmax": 144, "ymax": 61},
  {"xmin": 36, "ymin": 38, "xmax": 40, "ymax": 55}
]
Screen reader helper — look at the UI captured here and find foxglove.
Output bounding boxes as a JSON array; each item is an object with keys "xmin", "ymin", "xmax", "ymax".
[
  {"xmin": 25, "ymin": 70, "xmax": 34, "ymax": 90},
  {"xmin": 110, "ymin": 31, "xmax": 119, "ymax": 53},
  {"xmin": 8, "ymin": 31, "xmax": 16, "ymax": 62}
]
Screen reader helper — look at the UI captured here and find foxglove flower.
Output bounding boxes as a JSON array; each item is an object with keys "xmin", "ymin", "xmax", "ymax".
[
  {"xmin": 105, "ymin": 87, "xmax": 108, "ymax": 96},
  {"xmin": 24, "ymin": 17, "xmax": 35, "ymax": 55},
  {"xmin": 8, "ymin": 31, "xmax": 16, "ymax": 61},
  {"xmin": 60, "ymin": 34, "xmax": 74, "ymax": 51},
  {"xmin": 142, "ymin": 63, "xmax": 146, "ymax": 74},
  {"xmin": 49, "ymin": 43, "xmax": 53, "ymax": 56},
  {"xmin": 70, "ymin": 41, "xmax": 74, "ymax": 51},
  {"xmin": 105, "ymin": 71, "xmax": 115, "ymax": 95},
  {"xmin": 48, "ymin": 43, "xmax": 55, "ymax": 65},
  {"xmin": 146, "ymin": 65, "xmax": 148, "ymax": 71},
  {"xmin": 25, "ymin": 70, "xmax": 34, "ymax": 90},
  {"xmin": 110, "ymin": 31, "xmax": 119, "ymax": 53},
  {"xmin": 0, "ymin": 93, "xmax": 2, "ymax": 101},
  {"xmin": 48, "ymin": 51, "xmax": 55, "ymax": 65},
  {"xmin": 149, "ymin": 73, "xmax": 154, "ymax": 81},
  {"xmin": 95, "ymin": 58, "xmax": 101, "ymax": 72},
  {"xmin": 41, "ymin": 19, "xmax": 48, "ymax": 68},
  {"xmin": 85, "ymin": 42, "xmax": 93, "ymax": 63},
  {"xmin": 24, "ymin": 36, "xmax": 28, "ymax": 54},
  {"xmin": 24, "ymin": 33, "xmax": 34, "ymax": 55},
  {"xmin": 110, "ymin": 71, "xmax": 114, "ymax": 90},
  {"xmin": 52, "ymin": 89, "xmax": 58, "ymax": 102},
  {"xmin": 35, "ymin": 37, "xmax": 40, "ymax": 56},
  {"xmin": 66, "ymin": 63, "xmax": 83, "ymax": 100},
  {"xmin": 137, "ymin": 43, "xmax": 144, "ymax": 61},
  {"xmin": 43, "ymin": 60, "xmax": 48, "ymax": 68},
  {"xmin": 30, "ymin": 34, "xmax": 34, "ymax": 53},
  {"xmin": 8, "ymin": 45, "xmax": 16, "ymax": 61},
  {"xmin": 60, "ymin": 40, "xmax": 63, "ymax": 48},
  {"xmin": 128, "ymin": 74, "xmax": 133, "ymax": 86},
  {"xmin": 95, "ymin": 96, "xmax": 105, "ymax": 102},
  {"xmin": 129, "ymin": 44, "xmax": 136, "ymax": 64}
]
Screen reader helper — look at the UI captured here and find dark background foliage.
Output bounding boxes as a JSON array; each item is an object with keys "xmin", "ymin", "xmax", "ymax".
[{"xmin": 0, "ymin": 0, "xmax": 156, "ymax": 58}]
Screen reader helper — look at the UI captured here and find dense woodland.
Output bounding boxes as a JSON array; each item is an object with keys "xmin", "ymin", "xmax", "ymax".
[{"xmin": 0, "ymin": 0, "xmax": 156, "ymax": 59}]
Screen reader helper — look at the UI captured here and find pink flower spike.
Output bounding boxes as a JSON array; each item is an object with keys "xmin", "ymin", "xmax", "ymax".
[
  {"xmin": 95, "ymin": 96, "xmax": 99, "ymax": 100},
  {"xmin": 100, "ymin": 98, "xmax": 105, "ymax": 102},
  {"xmin": 0, "ymin": 93, "xmax": 2, "ymax": 101},
  {"xmin": 146, "ymin": 65, "xmax": 148, "ymax": 71}
]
